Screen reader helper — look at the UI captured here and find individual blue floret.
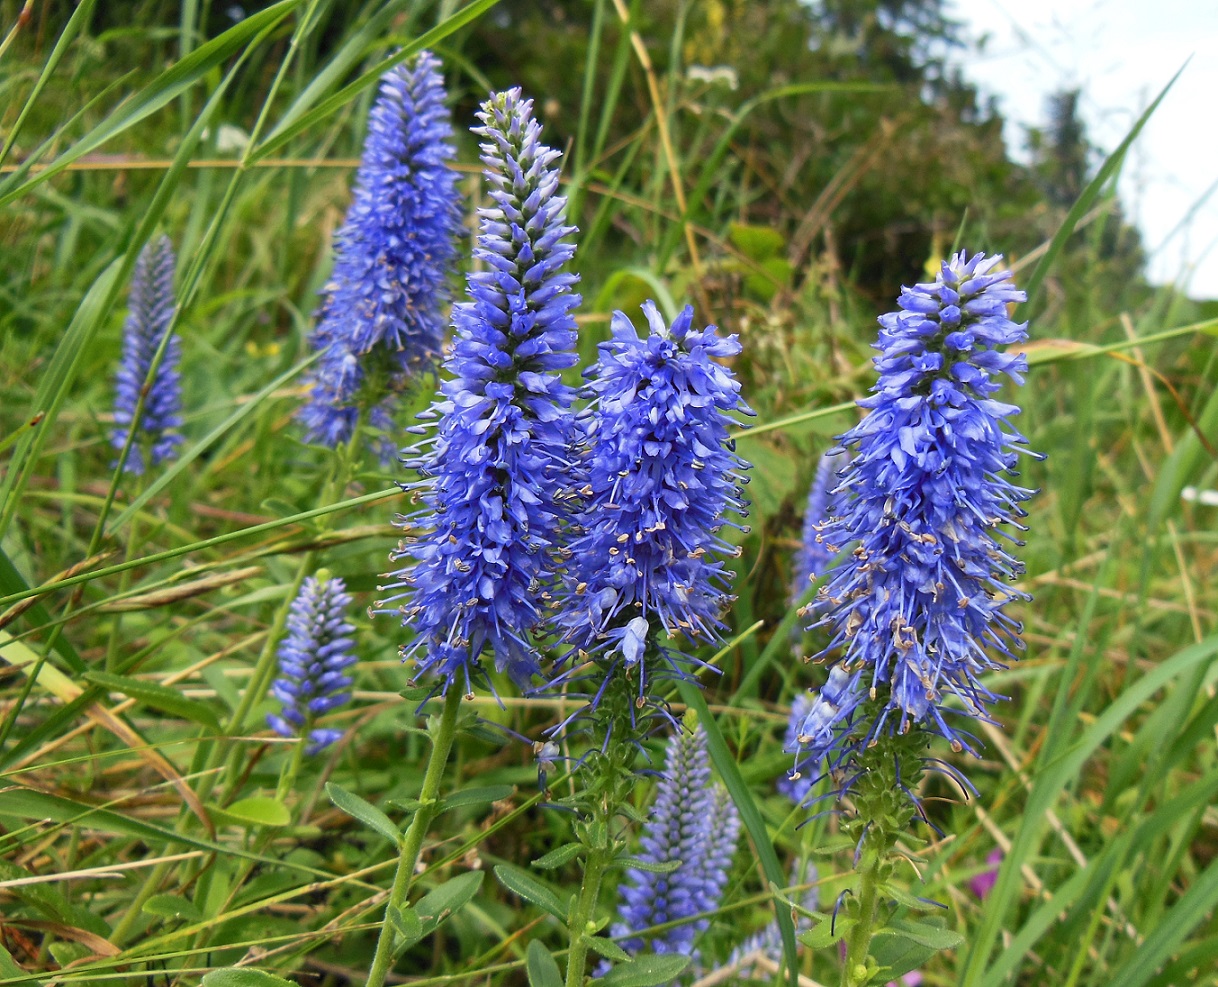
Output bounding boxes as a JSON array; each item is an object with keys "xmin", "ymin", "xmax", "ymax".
[
  {"xmin": 796, "ymin": 251, "xmax": 1039, "ymax": 794},
  {"xmin": 377, "ymin": 89, "xmax": 581, "ymax": 695},
  {"xmin": 268, "ymin": 574, "xmax": 357, "ymax": 754},
  {"xmin": 613, "ymin": 723, "xmax": 740, "ymax": 958},
  {"xmin": 551, "ymin": 301, "xmax": 752, "ymax": 707},
  {"xmin": 299, "ymin": 51, "xmax": 463, "ymax": 450},
  {"xmin": 111, "ymin": 235, "xmax": 182, "ymax": 475}
]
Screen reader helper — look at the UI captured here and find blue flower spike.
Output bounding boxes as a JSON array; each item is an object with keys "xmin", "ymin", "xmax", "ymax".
[
  {"xmin": 268, "ymin": 573, "xmax": 357, "ymax": 755},
  {"xmin": 377, "ymin": 88, "xmax": 581, "ymax": 696},
  {"xmin": 792, "ymin": 448, "xmax": 846, "ymax": 604},
  {"xmin": 796, "ymin": 251, "xmax": 1039, "ymax": 807},
  {"xmin": 553, "ymin": 301, "xmax": 752, "ymax": 710},
  {"xmin": 300, "ymin": 51, "xmax": 463, "ymax": 450},
  {"xmin": 613, "ymin": 718, "xmax": 739, "ymax": 959},
  {"xmin": 111, "ymin": 235, "xmax": 182, "ymax": 475}
]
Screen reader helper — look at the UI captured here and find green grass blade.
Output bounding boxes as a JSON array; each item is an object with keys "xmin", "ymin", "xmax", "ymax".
[
  {"xmin": 674, "ymin": 681, "xmax": 799, "ymax": 987},
  {"xmin": 1021, "ymin": 65, "xmax": 1184, "ymax": 311},
  {"xmin": 252, "ymin": 0, "xmax": 503, "ymax": 161},
  {"xmin": 0, "ymin": 1, "xmax": 305, "ymax": 210}
]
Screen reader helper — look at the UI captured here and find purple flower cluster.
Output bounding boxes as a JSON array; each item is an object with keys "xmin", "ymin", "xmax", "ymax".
[
  {"xmin": 378, "ymin": 89, "xmax": 580, "ymax": 694},
  {"xmin": 613, "ymin": 723, "xmax": 740, "ymax": 957},
  {"xmin": 268, "ymin": 575, "xmax": 357, "ymax": 754},
  {"xmin": 553, "ymin": 302, "xmax": 751, "ymax": 702},
  {"xmin": 299, "ymin": 51, "xmax": 462, "ymax": 449},
  {"xmin": 111, "ymin": 235, "xmax": 182, "ymax": 475},
  {"xmin": 796, "ymin": 251, "xmax": 1038, "ymax": 790}
]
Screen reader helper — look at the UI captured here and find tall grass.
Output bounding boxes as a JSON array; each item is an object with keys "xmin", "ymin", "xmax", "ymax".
[{"xmin": 1, "ymin": 3, "xmax": 1216, "ymax": 986}]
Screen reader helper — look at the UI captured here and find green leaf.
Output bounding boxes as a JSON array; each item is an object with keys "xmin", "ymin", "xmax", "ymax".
[
  {"xmin": 869, "ymin": 918, "xmax": 961, "ymax": 984},
  {"xmin": 414, "ymin": 871, "xmax": 485, "ymax": 938},
  {"xmin": 83, "ymin": 671, "xmax": 221, "ymax": 732},
  {"xmin": 0, "ymin": 942, "xmax": 31, "ymax": 983},
  {"xmin": 810, "ymin": 836, "xmax": 858, "ymax": 857},
  {"xmin": 441, "ymin": 785, "xmax": 515, "ymax": 812},
  {"xmin": 494, "ymin": 864, "xmax": 568, "ymax": 921},
  {"xmin": 387, "ymin": 904, "xmax": 424, "ymax": 957},
  {"xmin": 531, "ymin": 842, "xmax": 585, "ymax": 870},
  {"xmin": 584, "ymin": 936, "xmax": 631, "ymax": 963},
  {"xmin": 617, "ymin": 856, "xmax": 680, "ymax": 874},
  {"xmin": 201, "ymin": 970, "xmax": 298, "ymax": 987},
  {"xmin": 399, "ymin": 685, "xmax": 434, "ymax": 702},
  {"xmin": 143, "ymin": 894, "xmax": 203, "ymax": 921},
  {"xmin": 873, "ymin": 920, "xmax": 964, "ymax": 951},
  {"xmin": 800, "ymin": 918, "xmax": 851, "ymax": 950},
  {"xmin": 728, "ymin": 221, "xmax": 786, "ymax": 261},
  {"xmin": 596, "ymin": 953, "xmax": 691, "ymax": 986},
  {"xmin": 213, "ymin": 796, "xmax": 291, "ymax": 829},
  {"xmin": 325, "ymin": 782, "xmax": 400, "ymax": 845},
  {"xmin": 526, "ymin": 940, "xmax": 563, "ymax": 987}
]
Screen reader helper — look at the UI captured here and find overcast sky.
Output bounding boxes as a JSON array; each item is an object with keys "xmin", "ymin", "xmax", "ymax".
[{"xmin": 950, "ymin": 0, "xmax": 1218, "ymax": 298}]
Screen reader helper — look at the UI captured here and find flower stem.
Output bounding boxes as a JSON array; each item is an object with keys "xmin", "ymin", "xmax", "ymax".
[
  {"xmin": 842, "ymin": 848, "xmax": 882, "ymax": 987},
  {"xmin": 564, "ymin": 830, "xmax": 613, "ymax": 987},
  {"xmin": 365, "ymin": 686, "xmax": 463, "ymax": 987}
]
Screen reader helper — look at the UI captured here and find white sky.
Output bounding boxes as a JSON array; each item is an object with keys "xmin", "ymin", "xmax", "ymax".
[{"xmin": 950, "ymin": 0, "xmax": 1218, "ymax": 298}]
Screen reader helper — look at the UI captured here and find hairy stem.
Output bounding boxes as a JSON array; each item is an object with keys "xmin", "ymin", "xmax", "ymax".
[{"xmin": 365, "ymin": 686, "xmax": 463, "ymax": 987}]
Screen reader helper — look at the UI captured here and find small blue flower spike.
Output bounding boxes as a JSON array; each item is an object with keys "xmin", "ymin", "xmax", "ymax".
[
  {"xmin": 377, "ymin": 89, "xmax": 581, "ymax": 696},
  {"xmin": 299, "ymin": 50, "xmax": 463, "ymax": 450},
  {"xmin": 268, "ymin": 575, "xmax": 357, "ymax": 755},
  {"xmin": 552, "ymin": 301, "xmax": 752, "ymax": 706},
  {"xmin": 613, "ymin": 723, "xmax": 739, "ymax": 958},
  {"xmin": 797, "ymin": 251, "xmax": 1039, "ymax": 796},
  {"xmin": 112, "ymin": 235, "xmax": 182, "ymax": 475},
  {"xmin": 791, "ymin": 449, "xmax": 846, "ymax": 604}
]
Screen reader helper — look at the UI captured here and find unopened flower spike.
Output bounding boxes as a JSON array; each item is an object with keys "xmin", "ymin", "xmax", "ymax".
[
  {"xmin": 112, "ymin": 235, "xmax": 182, "ymax": 475},
  {"xmin": 795, "ymin": 250, "xmax": 1040, "ymax": 803},
  {"xmin": 548, "ymin": 301, "xmax": 752, "ymax": 718},
  {"xmin": 268, "ymin": 573, "xmax": 357, "ymax": 755},
  {"xmin": 376, "ymin": 88, "xmax": 581, "ymax": 695},
  {"xmin": 299, "ymin": 50, "xmax": 463, "ymax": 450},
  {"xmin": 612, "ymin": 721, "xmax": 739, "ymax": 959}
]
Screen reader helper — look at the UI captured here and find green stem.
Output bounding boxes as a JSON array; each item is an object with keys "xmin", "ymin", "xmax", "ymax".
[
  {"xmin": 842, "ymin": 845, "xmax": 881, "ymax": 987},
  {"xmin": 563, "ymin": 833, "xmax": 613, "ymax": 987},
  {"xmin": 365, "ymin": 686, "xmax": 463, "ymax": 987}
]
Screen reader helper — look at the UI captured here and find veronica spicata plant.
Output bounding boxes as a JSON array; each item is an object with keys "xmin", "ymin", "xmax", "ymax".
[
  {"xmin": 363, "ymin": 88, "xmax": 580, "ymax": 987},
  {"xmin": 266, "ymin": 573, "xmax": 356, "ymax": 755},
  {"xmin": 552, "ymin": 301, "xmax": 751, "ymax": 717},
  {"xmin": 111, "ymin": 234, "xmax": 182, "ymax": 475},
  {"xmin": 377, "ymin": 88, "xmax": 580, "ymax": 696},
  {"xmin": 794, "ymin": 251, "xmax": 1038, "ymax": 986},
  {"xmin": 299, "ymin": 51, "xmax": 462, "ymax": 450},
  {"xmin": 613, "ymin": 719, "xmax": 740, "ymax": 960}
]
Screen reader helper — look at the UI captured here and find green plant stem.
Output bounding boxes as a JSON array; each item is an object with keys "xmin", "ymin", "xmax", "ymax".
[
  {"xmin": 843, "ymin": 847, "xmax": 881, "ymax": 987},
  {"xmin": 365, "ymin": 686, "xmax": 463, "ymax": 987},
  {"xmin": 563, "ymin": 832, "xmax": 613, "ymax": 987}
]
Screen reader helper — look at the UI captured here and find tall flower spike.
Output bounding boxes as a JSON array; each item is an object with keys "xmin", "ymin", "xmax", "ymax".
[
  {"xmin": 552, "ymin": 301, "xmax": 751, "ymax": 706},
  {"xmin": 112, "ymin": 235, "xmax": 182, "ymax": 475},
  {"xmin": 377, "ymin": 89, "xmax": 580, "ymax": 693},
  {"xmin": 796, "ymin": 251, "xmax": 1039, "ymax": 794},
  {"xmin": 299, "ymin": 51, "xmax": 463, "ymax": 449},
  {"xmin": 268, "ymin": 574, "xmax": 357, "ymax": 755},
  {"xmin": 613, "ymin": 723, "xmax": 739, "ymax": 958}
]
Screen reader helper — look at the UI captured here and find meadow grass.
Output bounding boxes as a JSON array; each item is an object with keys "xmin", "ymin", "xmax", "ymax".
[{"xmin": 1, "ymin": 3, "xmax": 1217, "ymax": 986}]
